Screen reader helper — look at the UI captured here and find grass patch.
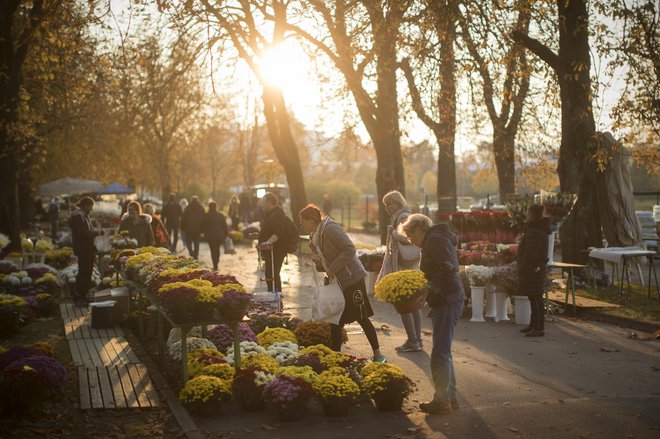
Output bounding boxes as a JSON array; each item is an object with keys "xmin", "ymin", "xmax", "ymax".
[{"xmin": 576, "ymin": 283, "xmax": 660, "ymax": 324}]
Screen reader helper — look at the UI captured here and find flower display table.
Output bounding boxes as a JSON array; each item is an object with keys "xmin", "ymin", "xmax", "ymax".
[{"xmin": 124, "ymin": 279, "xmax": 245, "ymax": 383}]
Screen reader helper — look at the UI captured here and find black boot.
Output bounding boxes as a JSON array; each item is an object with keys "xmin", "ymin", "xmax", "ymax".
[{"xmin": 526, "ymin": 329, "xmax": 545, "ymax": 337}]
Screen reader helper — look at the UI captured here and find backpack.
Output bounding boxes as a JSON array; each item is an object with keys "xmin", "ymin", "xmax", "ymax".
[{"xmin": 283, "ymin": 216, "xmax": 300, "ymax": 253}]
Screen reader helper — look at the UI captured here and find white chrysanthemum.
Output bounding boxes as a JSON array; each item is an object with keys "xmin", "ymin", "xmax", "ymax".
[
  {"xmin": 168, "ymin": 337, "xmax": 217, "ymax": 361},
  {"xmin": 167, "ymin": 325, "xmax": 216, "ymax": 347}
]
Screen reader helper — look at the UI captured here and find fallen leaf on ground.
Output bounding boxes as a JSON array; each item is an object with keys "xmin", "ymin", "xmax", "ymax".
[
  {"xmin": 600, "ymin": 347, "xmax": 619, "ymax": 353},
  {"xmin": 261, "ymin": 424, "xmax": 279, "ymax": 430},
  {"xmin": 507, "ymin": 427, "xmax": 520, "ymax": 433}
]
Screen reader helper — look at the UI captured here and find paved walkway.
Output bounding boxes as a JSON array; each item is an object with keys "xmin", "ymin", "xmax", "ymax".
[{"xmin": 175, "ymin": 239, "xmax": 660, "ymax": 438}]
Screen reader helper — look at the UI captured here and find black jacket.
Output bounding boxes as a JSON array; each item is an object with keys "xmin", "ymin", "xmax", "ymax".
[
  {"xmin": 181, "ymin": 202, "xmax": 206, "ymax": 235},
  {"xmin": 203, "ymin": 210, "xmax": 228, "ymax": 241},
  {"xmin": 517, "ymin": 217, "xmax": 551, "ymax": 296},
  {"xmin": 420, "ymin": 223, "xmax": 466, "ymax": 308},
  {"xmin": 70, "ymin": 210, "xmax": 97, "ymax": 256},
  {"xmin": 162, "ymin": 201, "xmax": 183, "ymax": 227},
  {"xmin": 258, "ymin": 206, "xmax": 289, "ymax": 258}
]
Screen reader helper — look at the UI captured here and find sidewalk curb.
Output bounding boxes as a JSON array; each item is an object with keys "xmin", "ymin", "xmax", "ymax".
[
  {"xmin": 124, "ymin": 331, "xmax": 205, "ymax": 439},
  {"xmin": 579, "ymin": 311, "xmax": 660, "ymax": 334}
]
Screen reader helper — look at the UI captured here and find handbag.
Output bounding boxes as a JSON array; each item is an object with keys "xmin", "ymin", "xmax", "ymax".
[
  {"xmin": 396, "ymin": 240, "xmax": 421, "ymax": 263},
  {"xmin": 311, "ymin": 269, "xmax": 345, "ymax": 325},
  {"xmin": 224, "ymin": 236, "xmax": 236, "ymax": 254}
]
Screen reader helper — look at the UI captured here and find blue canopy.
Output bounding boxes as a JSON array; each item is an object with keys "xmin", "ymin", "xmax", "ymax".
[{"xmin": 97, "ymin": 182, "xmax": 134, "ymax": 195}]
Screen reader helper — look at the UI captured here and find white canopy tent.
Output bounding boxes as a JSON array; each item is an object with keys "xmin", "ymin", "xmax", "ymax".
[{"xmin": 38, "ymin": 177, "xmax": 103, "ymax": 197}]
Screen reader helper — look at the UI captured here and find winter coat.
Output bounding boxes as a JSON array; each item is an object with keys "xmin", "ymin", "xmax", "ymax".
[
  {"xmin": 420, "ymin": 223, "xmax": 466, "ymax": 308},
  {"xmin": 149, "ymin": 214, "xmax": 170, "ymax": 247},
  {"xmin": 517, "ymin": 217, "xmax": 551, "ymax": 296},
  {"xmin": 258, "ymin": 206, "xmax": 289, "ymax": 258},
  {"xmin": 309, "ymin": 217, "xmax": 367, "ymax": 290},
  {"xmin": 378, "ymin": 206, "xmax": 420, "ymax": 281},
  {"xmin": 69, "ymin": 210, "xmax": 97, "ymax": 256},
  {"xmin": 119, "ymin": 214, "xmax": 155, "ymax": 248},
  {"xmin": 161, "ymin": 201, "xmax": 182, "ymax": 227},
  {"xmin": 203, "ymin": 210, "xmax": 228, "ymax": 242},
  {"xmin": 181, "ymin": 202, "xmax": 206, "ymax": 235}
]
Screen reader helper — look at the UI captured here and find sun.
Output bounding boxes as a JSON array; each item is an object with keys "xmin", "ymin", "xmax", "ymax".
[{"xmin": 256, "ymin": 41, "xmax": 320, "ymax": 113}]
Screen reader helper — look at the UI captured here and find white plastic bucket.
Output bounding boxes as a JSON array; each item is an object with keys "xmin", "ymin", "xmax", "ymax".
[{"xmin": 514, "ymin": 296, "xmax": 531, "ymax": 325}]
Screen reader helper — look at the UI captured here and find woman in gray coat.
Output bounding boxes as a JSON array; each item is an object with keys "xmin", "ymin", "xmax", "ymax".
[{"xmin": 299, "ymin": 204, "xmax": 385, "ymax": 362}]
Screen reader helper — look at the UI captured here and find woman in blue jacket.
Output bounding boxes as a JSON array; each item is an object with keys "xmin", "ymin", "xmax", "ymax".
[{"xmin": 401, "ymin": 213, "xmax": 465, "ymax": 415}]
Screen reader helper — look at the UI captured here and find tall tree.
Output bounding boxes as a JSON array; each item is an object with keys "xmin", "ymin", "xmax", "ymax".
[
  {"xmin": 0, "ymin": 0, "xmax": 54, "ymax": 249},
  {"xmin": 514, "ymin": 0, "xmax": 601, "ymax": 262},
  {"xmin": 400, "ymin": 0, "xmax": 459, "ymax": 215},
  {"xmin": 170, "ymin": 0, "xmax": 308, "ymax": 222},
  {"xmin": 457, "ymin": 1, "xmax": 531, "ymax": 201},
  {"xmin": 286, "ymin": 0, "xmax": 412, "ymax": 241}
]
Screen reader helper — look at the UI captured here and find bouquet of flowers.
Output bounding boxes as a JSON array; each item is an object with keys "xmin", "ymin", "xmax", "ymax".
[
  {"xmin": 0, "ymin": 354, "xmax": 67, "ymax": 415},
  {"xmin": 282, "ymin": 353, "xmax": 324, "ymax": 373},
  {"xmin": 168, "ymin": 337, "xmax": 217, "ymax": 362},
  {"xmin": 217, "ymin": 289, "xmax": 252, "ymax": 321},
  {"xmin": 167, "ymin": 325, "xmax": 215, "ymax": 346},
  {"xmin": 228, "ymin": 230, "xmax": 244, "ymax": 243},
  {"xmin": 187, "ymin": 348, "xmax": 225, "ymax": 377},
  {"xmin": 263, "ymin": 375, "xmax": 315, "ymax": 419},
  {"xmin": 43, "ymin": 247, "xmax": 73, "ymax": 270},
  {"xmin": 248, "ymin": 311, "xmax": 301, "ymax": 334},
  {"xmin": 299, "ymin": 344, "xmax": 349, "ymax": 369},
  {"xmin": 223, "ymin": 341, "xmax": 267, "ymax": 366},
  {"xmin": 231, "ymin": 366, "xmax": 275, "ymax": 411},
  {"xmin": 0, "ymin": 294, "xmax": 33, "ymax": 336},
  {"xmin": 198, "ymin": 363, "xmax": 235, "ymax": 381},
  {"xmin": 205, "ymin": 323, "xmax": 257, "ymax": 354},
  {"xmin": 21, "ymin": 238, "xmax": 34, "ymax": 253},
  {"xmin": 240, "ymin": 353, "xmax": 281, "ymax": 374},
  {"xmin": 34, "ymin": 239, "xmax": 54, "ymax": 254},
  {"xmin": 542, "ymin": 191, "xmax": 577, "ymax": 227},
  {"xmin": 200, "ymin": 272, "xmax": 241, "ymax": 286},
  {"xmin": 465, "ymin": 265, "xmax": 494, "ymax": 287},
  {"xmin": 505, "ymin": 198, "xmax": 534, "ymax": 235},
  {"xmin": 178, "ymin": 375, "xmax": 232, "ymax": 415},
  {"xmin": 313, "ymin": 369, "xmax": 361, "ymax": 414},
  {"xmin": 293, "ymin": 320, "xmax": 346, "ymax": 349},
  {"xmin": 110, "ymin": 233, "xmax": 138, "ymax": 250},
  {"xmin": 158, "ymin": 286, "xmax": 199, "ymax": 322},
  {"xmin": 374, "ymin": 270, "xmax": 428, "ymax": 304},
  {"xmin": 256, "ymin": 327, "xmax": 298, "ymax": 348},
  {"xmin": 361, "ymin": 363, "xmax": 414, "ymax": 411},
  {"xmin": 276, "ymin": 365, "xmax": 319, "ymax": 384},
  {"xmin": 266, "ymin": 341, "xmax": 299, "ymax": 363},
  {"xmin": 492, "ymin": 263, "xmax": 519, "ymax": 296}
]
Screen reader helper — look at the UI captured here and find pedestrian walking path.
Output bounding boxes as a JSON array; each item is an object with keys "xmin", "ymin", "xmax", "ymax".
[{"xmin": 60, "ymin": 303, "xmax": 160, "ymax": 409}]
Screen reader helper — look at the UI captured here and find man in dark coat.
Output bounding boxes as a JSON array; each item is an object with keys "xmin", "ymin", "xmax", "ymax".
[
  {"xmin": 181, "ymin": 195, "xmax": 206, "ymax": 259},
  {"xmin": 257, "ymin": 192, "xmax": 289, "ymax": 292},
  {"xmin": 203, "ymin": 201, "xmax": 228, "ymax": 271},
  {"xmin": 162, "ymin": 193, "xmax": 183, "ymax": 251},
  {"xmin": 402, "ymin": 214, "xmax": 466, "ymax": 415},
  {"xmin": 69, "ymin": 197, "xmax": 101, "ymax": 307},
  {"xmin": 517, "ymin": 204, "xmax": 550, "ymax": 337}
]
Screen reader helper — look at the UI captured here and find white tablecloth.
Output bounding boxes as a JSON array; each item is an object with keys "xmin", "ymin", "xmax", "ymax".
[{"xmin": 588, "ymin": 247, "xmax": 655, "ymax": 264}]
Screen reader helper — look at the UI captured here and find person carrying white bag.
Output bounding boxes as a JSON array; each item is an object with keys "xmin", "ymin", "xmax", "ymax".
[{"xmin": 298, "ymin": 204, "xmax": 386, "ymax": 363}]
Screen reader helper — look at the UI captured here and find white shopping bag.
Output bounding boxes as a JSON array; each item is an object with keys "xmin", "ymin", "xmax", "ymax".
[
  {"xmin": 311, "ymin": 269, "xmax": 345, "ymax": 325},
  {"xmin": 224, "ymin": 237, "xmax": 236, "ymax": 254}
]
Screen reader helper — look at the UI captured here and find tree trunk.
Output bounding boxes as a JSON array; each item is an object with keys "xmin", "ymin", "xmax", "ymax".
[
  {"xmin": 594, "ymin": 132, "xmax": 642, "ymax": 247},
  {"xmin": 555, "ymin": 0, "xmax": 599, "ymax": 263},
  {"xmin": 262, "ymin": 86, "xmax": 307, "ymax": 225},
  {"xmin": 492, "ymin": 129, "xmax": 516, "ymax": 201},
  {"xmin": 435, "ymin": 0, "xmax": 458, "ymax": 216}
]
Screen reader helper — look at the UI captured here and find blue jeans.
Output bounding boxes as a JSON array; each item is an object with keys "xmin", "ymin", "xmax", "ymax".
[{"xmin": 429, "ymin": 300, "xmax": 464, "ymax": 404}]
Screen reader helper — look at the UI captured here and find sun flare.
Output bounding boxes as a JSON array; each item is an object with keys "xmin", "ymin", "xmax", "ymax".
[{"xmin": 255, "ymin": 42, "xmax": 320, "ymax": 113}]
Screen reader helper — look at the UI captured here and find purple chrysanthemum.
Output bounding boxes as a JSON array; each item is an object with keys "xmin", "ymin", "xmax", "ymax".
[{"xmin": 205, "ymin": 323, "xmax": 256, "ymax": 353}]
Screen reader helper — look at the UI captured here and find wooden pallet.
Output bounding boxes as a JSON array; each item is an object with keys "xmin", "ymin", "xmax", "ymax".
[
  {"xmin": 60, "ymin": 303, "xmax": 124, "ymax": 339},
  {"xmin": 68, "ymin": 336, "xmax": 140, "ymax": 367},
  {"xmin": 61, "ymin": 303, "xmax": 160, "ymax": 409},
  {"xmin": 78, "ymin": 365, "xmax": 160, "ymax": 409}
]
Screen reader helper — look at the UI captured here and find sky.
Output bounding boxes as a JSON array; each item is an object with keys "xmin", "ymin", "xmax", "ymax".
[{"xmin": 102, "ymin": 0, "xmax": 631, "ymax": 158}]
